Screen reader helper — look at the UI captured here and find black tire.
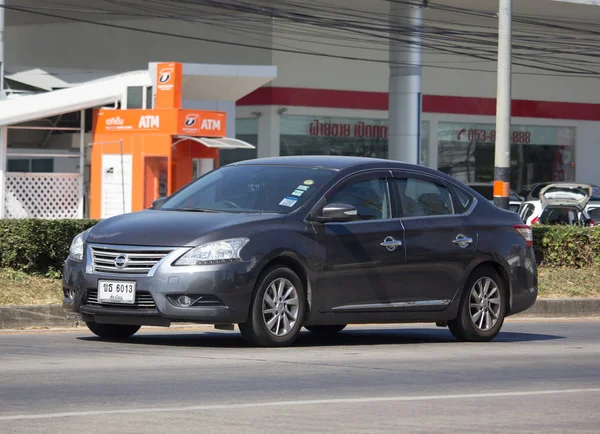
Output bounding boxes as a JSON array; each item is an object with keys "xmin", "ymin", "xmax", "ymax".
[
  {"xmin": 304, "ymin": 324, "xmax": 347, "ymax": 334},
  {"xmin": 239, "ymin": 266, "xmax": 306, "ymax": 347},
  {"xmin": 448, "ymin": 266, "xmax": 506, "ymax": 342},
  {"xmin": 85, "ymin": 321, "xmax": 141, "ymax": 340}
]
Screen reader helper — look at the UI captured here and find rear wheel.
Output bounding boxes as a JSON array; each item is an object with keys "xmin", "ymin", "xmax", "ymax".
[
  {"xmin": 304, "ymin": 325, "xmax": 346, "ymax": 334},
  {"xmin": 448, "ymin": 266, "xmax": 506, "ymax": 342},
  {"xmin": 85, "ymin": 322, "xmax": 141, "ymax": 340},
  {"xmin": 239, "ymin": 266, "xmax": 306, "ymax": 347}
]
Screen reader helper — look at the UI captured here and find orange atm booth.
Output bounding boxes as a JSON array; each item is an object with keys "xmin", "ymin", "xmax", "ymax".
[{"xmin": 89, "ymin": 62, "xmax": 255, "ymax": 219}]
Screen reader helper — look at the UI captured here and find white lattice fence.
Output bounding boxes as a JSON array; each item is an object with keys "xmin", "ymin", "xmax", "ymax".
[{"xmin": 5, "ymin": 173, "xmax": 82, "ymax": 219}]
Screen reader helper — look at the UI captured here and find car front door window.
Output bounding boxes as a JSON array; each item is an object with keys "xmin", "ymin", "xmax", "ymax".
[{"xmin": 327, "ymin": 178, "xmax": 389, "ymax": 221}]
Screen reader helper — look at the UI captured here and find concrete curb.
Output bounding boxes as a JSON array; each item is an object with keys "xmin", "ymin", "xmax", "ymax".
[
  {"xmin": 0, "ymin": 305, "xmax": 83, "ymax": 330},
  {"xmin": 514, "ymin": 298, "xmax": 600, "ymax": 318},
  {"xmin": 0, "ymin": 299, "xmax": 599, "ymax": 330}
]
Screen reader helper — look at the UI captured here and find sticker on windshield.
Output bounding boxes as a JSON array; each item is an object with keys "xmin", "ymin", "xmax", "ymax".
[
  {"xmin": 291, "ymin": 189, "xmax": 304, "ymax": 197},
  {"xmin": 303, "ymin": 180, "xmax": 314, "ymax": 185},
  {"xmin": 279, "ymin": 196, "xmax": 298, "ymax": 207},
  {"xmin": 297, "ymin": 185, "xmax": 309, "ymax": 191}
]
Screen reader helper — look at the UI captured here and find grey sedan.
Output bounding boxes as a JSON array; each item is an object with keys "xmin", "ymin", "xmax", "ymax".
[{"xmin": 63, "ymin": 156, "xmax": 538, "ymax": 347}]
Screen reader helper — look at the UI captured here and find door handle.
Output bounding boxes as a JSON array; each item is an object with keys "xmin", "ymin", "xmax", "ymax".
[
  {"xmin": 381, "ymin": 236, "xmax": 403, "ymax": 251},
  {"xmin": 453, "ymin": 234, "xmax": 473, "ymax": 248}
]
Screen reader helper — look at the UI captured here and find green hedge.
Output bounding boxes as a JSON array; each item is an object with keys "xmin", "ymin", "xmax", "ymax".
[
  {"xmin": 0, "ymin": 219, "xmax": 99, "ymax": 277},
  {"xmin": 0, "ymin": 219, "xmax": 598, "ymax": 277},
  {"xmin": 533, "ymin": 225, "xmax": 600, "ymax": 268}
]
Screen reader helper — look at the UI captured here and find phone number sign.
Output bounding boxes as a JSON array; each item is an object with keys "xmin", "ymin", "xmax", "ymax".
[
  {"xmin": 457, "ymin": 128, "xmax": 532, "ymax": 145},
  {"xmin": 440, "ymin": 122, "xmax": 575, "ymax": 147}
]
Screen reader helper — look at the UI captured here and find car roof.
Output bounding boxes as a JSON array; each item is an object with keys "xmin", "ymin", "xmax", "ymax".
[{"xmin": 231, "ymin": 155, "xmax": 421, "ymax": 171}]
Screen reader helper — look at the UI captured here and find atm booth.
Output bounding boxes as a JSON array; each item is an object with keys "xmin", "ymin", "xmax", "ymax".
[{"xmin": 89, "ymin": 62, "xmax": 271, "ymax": 219}]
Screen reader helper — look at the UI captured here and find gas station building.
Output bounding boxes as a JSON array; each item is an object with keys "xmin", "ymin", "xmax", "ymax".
[{"xmin": 2, "ymin": 0, "xmax": 600, "ymax": 218}]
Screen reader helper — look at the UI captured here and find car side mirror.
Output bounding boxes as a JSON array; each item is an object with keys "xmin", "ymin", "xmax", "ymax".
[
  {"xmin": 315, "ymin": 203, "xmax": 358, "ymax": 223},
  {"xmin": 151, "ymin": 197, "xmax": 167, "ymax": 209}
]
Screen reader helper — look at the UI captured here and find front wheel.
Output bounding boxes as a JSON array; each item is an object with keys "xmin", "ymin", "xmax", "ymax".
[
  {"xmin": 239, "ymin": 266, "xmax": 306, "ymax": 347},
  {"xmin": 305, "ymin": 325, "xmax": 346, "ymax": 334},
  {"xmin": 85, "ymin": 322, "xmax": 141, "ymax": 340},
  {"xmin": 448, "ymin": 266, "xmax": 506, "ymax": 342}
]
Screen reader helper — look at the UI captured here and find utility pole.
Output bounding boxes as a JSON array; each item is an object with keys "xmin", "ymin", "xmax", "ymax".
[
  {"xmin": 493, "ymin": 0, "xmax": 513, "ymax": 210},
  {"xmin": 388, "ymin": 0, "xmax": 423, "ymax": 165}
]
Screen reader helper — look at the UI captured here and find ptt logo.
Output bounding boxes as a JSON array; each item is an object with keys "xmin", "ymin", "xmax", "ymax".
[
  {"xmin": 184, "ymin": 114, "xmax": 199, "ymax": 127},
  {"xmin": 158, "ymin": 68, "xmax": 173, "ymax": 84}
]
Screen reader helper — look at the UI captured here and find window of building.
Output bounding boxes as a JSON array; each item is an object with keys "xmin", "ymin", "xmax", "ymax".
[
  {"xmin": 7, "ymin": 158, "xmax": 55, "ymax": 173},
  {"xmin": 146, "ymin": 86, "xmax": 154, "ymax": 109},
  {"xmin": 280, "ymin": 115, "xmax": 430, "ymax": 165},
  {"xmin": 437, "ymin": 122, "xmax": 576, "ymax": 196},
  {"xmin": 126, "ymin": 86, "xmax": 144, "ymax": 109},
  {"xmin": 7, "ymin": 159, "xmax": 30, "ymax": 172},
  {"xmin": 219, "ymin": 118, "xmax": 258, "ymax": 166}
]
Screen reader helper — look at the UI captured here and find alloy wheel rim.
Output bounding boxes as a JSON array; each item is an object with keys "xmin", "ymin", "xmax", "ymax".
[
  {"xmin": 469, "ymin": 277, "xmax": 501, "ymax": 332},
  {"xmin": 262, "ymin": 278, "xmax": 299, "ymax": 337}
]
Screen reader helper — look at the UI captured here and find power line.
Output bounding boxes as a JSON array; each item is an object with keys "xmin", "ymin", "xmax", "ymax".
[{"xmin": 3, "ymin": 1, "xmax": 600, "ymax": 78}]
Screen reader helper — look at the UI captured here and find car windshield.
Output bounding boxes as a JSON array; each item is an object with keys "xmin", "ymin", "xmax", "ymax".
[{"xmin": 159, "ymin": 165, "xmax": 334, "ymax": 214}]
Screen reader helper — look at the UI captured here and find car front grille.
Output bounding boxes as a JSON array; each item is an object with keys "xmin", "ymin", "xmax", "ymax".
[
  {"xmin": 90, "ymin": 245, "xmax": 173, "ymax": 276},
  {"xmin": 85, "ymin": 289, "xmax": 157, "ymax": 309}
]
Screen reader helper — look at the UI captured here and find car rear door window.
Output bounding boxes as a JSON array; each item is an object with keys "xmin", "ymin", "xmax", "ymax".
[
  {"xmin": 392, "ymin": 178, "xmax": 454, "ymax": 217},
  {"xmin": 451, "ymin": 186, "xmax": 475, "ymax": 214},
  {"xmin": 327, "ymin": 178, "xmax": 389, "ymax": 221}
]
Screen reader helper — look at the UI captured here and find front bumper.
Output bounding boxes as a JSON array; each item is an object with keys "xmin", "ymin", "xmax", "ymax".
[{"xmin": 62, "ymin": 250, "xmax": 256, "ymax": 326}]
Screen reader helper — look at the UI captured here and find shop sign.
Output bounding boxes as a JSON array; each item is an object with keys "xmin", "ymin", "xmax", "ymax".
[
  {"xmin": 155, "ymin": 62, "xmax": 182, "ymax": 109},
  {"xmin": 439, "ymin": 122, "xmax": 576, "ymax": 146},
  {"xmin": 308, "ymin": 119, "xmax": 388, "ymax": 138},
  {"xmin": 95, "ymin": 109, "xmax": 226, "ymax": 137},
  {"xmin": 177, "ymin": 110, "xmax": 226, "ymax": 136}
]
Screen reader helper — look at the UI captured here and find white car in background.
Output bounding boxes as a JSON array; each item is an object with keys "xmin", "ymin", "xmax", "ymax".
[{"xmin": 518, "ymin": 183, "xmax": 596, "ymax": 226}]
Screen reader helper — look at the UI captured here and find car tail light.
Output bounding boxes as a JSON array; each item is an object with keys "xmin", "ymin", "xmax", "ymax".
[
  {"xmin": 531, "ymin": 217, "xmax": 540, "ymax": 225},
  {"xmin": 514, "ymin": 224, "xmax": 533, "ymax": 247},
  {"xmin": 591, "ymin": 219, "xmax": 596, "ymax": 227}
]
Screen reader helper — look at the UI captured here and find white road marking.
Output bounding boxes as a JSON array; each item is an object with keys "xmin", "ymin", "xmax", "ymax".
[{"xmin": 1, "ymin": 388, "xmax": 600, "ymax": 421}]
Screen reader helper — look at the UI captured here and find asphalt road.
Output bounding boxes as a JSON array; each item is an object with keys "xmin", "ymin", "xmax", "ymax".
[{"xmin": 1, "ymin": 319, "xmax": 599, "ymax": 433}]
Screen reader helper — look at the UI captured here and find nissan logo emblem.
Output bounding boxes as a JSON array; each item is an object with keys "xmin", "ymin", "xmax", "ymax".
[{"xmin": 114, "ymin": 254, "xmax": 128, "ymax": 269}]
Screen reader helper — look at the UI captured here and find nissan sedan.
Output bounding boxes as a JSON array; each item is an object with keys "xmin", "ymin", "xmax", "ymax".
[{"xmin": 63, "ymin": 156, "xmax": 538, "ymax": 347}]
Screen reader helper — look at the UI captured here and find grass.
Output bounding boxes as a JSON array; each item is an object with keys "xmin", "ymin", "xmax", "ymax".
[
  {"xmin": 537, "ymin": 267, "xmax": 600, "ymax": 298},
  {"xmin": 0, "ymin": 269, "xmax": 63, "ymax": 306},
  {"xmin": 0, "ymin": 267, "xmax": 598, "ymax": 306}
]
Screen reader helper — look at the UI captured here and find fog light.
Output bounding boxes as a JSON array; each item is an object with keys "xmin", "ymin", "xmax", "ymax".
[{"xmin": 178, "ymin": 295, "xmax": 192, "ymax": 307}]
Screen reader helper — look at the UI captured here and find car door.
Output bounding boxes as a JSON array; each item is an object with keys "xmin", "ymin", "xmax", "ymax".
[
  {"xmin": 389, "ymin": 171, "xmax": 478, "ymax": 308},
  {"xmin": 313, "ymin": 170, "xmax": 407, "ymax": 313}
]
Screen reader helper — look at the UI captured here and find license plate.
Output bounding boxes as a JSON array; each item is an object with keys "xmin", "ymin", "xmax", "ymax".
[{"xmin": 98, "ymin": 280, "xmax": 136, "ymax": 304}]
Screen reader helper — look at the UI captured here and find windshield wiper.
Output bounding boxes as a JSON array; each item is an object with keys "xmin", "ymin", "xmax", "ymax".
[{"xmin": 171, "ymin": 208, "xmax": 221, "ymax": 213}]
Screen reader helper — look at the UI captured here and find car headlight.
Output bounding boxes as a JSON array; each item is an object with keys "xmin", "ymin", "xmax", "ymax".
[
  {"xmin": 69, "ymin": 232, "xmax": 86, "ymax": 262},
  {"xmin": 174, "ymin": 238, "xmax": 249, "ymax": 266}
]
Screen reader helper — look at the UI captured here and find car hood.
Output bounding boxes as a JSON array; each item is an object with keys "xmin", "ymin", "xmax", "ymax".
[
  {"xmin": 539, "ymin": 183, "xmax": 593, "ymax": 209},
  {"xmin": 86, "ymin": 210, "xmax": 283, "ymax": 247}
]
